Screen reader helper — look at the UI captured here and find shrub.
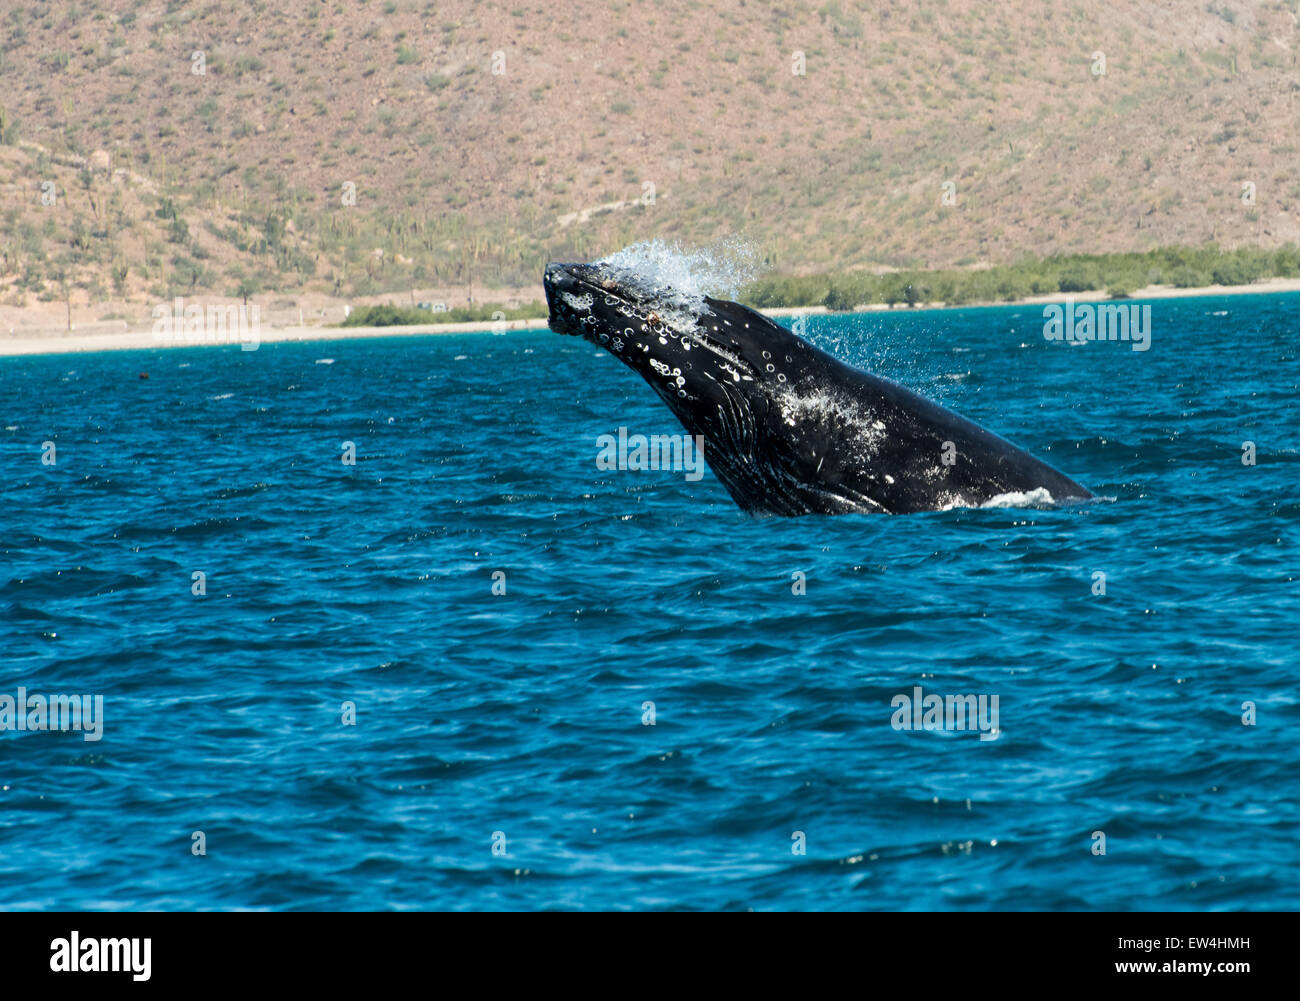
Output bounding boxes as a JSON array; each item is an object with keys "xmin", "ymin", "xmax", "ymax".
[
  {"xmin": 1168, "ymin": 265, "xmax": 1211, "ymax": 288},
  {"xmin": 823, "ymin": 286, "xmax": 853, "ymax": 311},
  {"xmin": 1210, "ymin": 256, "xmax": 1260, "ymax": 286},
  {"xmin": 1057, "ymin": 264, "xmax": 1099, "ymax": 293},
  {"xmin": 1272, "ymin": 245, "xmax": 1300, "ymax": 276}
]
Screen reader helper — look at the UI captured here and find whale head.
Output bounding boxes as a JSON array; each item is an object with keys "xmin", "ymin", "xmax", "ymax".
[
  {"xmin": 544, "ymin": 259, "xmax": 809, "ymax": 418},
  {"xmin": 544, "ymin": 259, "xmax": 845, "ymax": 513}
]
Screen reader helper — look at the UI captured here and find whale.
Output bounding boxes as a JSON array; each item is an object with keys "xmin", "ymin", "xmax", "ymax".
[{"xmin": 543, "ymin": 260, "xmax": 1093, "ymax": 515}]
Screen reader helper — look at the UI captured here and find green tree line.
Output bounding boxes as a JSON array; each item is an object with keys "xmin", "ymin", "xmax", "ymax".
[{"xmin": 741, "ymin": 244, "xmax": 1300, "ymax": 310}]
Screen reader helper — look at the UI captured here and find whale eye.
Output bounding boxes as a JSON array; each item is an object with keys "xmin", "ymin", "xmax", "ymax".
[
  {"xmin": 646, "ymin": 311, "xmax": 660, "ymax": 325},
  {"xmin": 602, "ymin": 278, "xmax": 617, "ymax": 290}
]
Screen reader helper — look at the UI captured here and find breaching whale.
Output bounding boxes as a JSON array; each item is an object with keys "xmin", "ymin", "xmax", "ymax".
[{"xmin": 544, "ymin": 260, "xmax": 1093, "ymax": 515}]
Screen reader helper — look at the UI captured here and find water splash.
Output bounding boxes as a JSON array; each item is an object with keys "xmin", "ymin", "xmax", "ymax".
[{"xmin": 597, "ymin": 238, "xmax": 764, "ymax": 302}]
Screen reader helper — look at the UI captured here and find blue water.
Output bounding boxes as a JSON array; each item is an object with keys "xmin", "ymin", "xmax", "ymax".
[{"xmin": 2, "ymin": 293, "xmax": 1297, "ymax": 910}]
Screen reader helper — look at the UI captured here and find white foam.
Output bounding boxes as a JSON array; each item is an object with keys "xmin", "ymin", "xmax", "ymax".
[
  {"xmin": 597, "ymin": 238, "xmax": 763, "ymax": 303},
  {"xmin": 580, "ymin": 239, "xmax": 762, "ymax": 339},
  {"xmin": 979, "ymin": 487, "xmax": 1056, "ymax": 509}
]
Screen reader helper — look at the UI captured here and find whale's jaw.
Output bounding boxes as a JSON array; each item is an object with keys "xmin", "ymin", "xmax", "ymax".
[{"xmin": 542, "ymin": 262, "xmax": 589, "ymax": 337}]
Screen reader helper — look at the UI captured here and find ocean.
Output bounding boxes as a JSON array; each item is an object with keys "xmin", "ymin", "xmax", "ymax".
[{"xmin": 1, "ymin": 292, "xmax": 1296, "ymax": 910}]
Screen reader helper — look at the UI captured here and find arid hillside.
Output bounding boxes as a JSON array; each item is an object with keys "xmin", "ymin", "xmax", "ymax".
[{"xmin": 1, "ymin": 0, "xmax": 1298, "ymax": 318}]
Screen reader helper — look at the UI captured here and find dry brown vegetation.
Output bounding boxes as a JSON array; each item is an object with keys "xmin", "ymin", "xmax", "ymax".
[{"xmin": 1, "ymin": 0, "xmax": 1298, "ymax": 320}]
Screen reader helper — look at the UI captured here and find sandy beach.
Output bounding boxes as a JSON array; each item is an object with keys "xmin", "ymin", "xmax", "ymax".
[{"xmin": 2, "ymin": 278, "xmax": 1298, "ymax": 357}]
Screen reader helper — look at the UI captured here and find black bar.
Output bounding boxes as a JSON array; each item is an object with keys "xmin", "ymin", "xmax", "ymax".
[{"xmin": 0, "ymin": 911, "xmax": 1277, "ymax": 987}]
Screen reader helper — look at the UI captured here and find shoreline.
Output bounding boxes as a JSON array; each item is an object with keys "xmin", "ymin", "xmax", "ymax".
[{"xmin": 2, "ymin": 278, "xmax": 1298, "ymax": 357}]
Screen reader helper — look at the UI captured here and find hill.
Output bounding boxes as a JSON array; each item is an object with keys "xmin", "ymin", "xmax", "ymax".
[{"xmin": 1, "ymin": 0, "xmax": 1298, "ymax": 324}]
